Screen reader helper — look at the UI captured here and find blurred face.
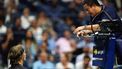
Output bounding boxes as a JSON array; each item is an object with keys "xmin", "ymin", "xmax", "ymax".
[
  {"xmin": 65, "ymin": 17, "xmax": 73, "ymax": 25},
  {"xmin": 23, "ymin": 8, "xmax": 30, "ymax": 16},
  {"xmin": 15, "ymin": 18, "xmax": 21, "ymax": 27},
  {"xmin": 38, "ymin": 11, "xmax": 46, "ymax": 19},
  {"xmin": 31, "ymin": 20, "xmax": 37, "ymax": 28},
  {"xmin": 64, "ymin": 30, "xmax": 71, "ymax": 39},
  {"xmin": 49, "ymin": 56, "xmax": 54, "ymax": 62},
  {"xmin": 78, "ymin": 10, "xmax": 86, "ymax": 19},
  {"xmin": 84, "ymin": 58, "xmax": 90, "ymax": 65},
  {"xmin": 42, "ymin": 31, "xmax": 48, "ymax": 41},
  {"xmin": 74, "ymin": 0, "xmax": 84, "ymax": 5},
  {"xmin": 25, "ymin": 39, "xmax": 32, "ymax": 48},
  {"xmin": 60, "ymin": 54, "xmax": 68, "ymax": 64},
  {"xmin": 40, "ymin": 52, "xmax": 48, "ymax": 63},
  {"xmin": 26, "ymin": 31, "xmax": 33, "ymax": 38},
  {"xmin": 83, "ymin": 47, "xmax": 90, "ymax": 54},
  {"xmin": 40, "ymin": 42, "xmax": 47, "ymax": 51}
]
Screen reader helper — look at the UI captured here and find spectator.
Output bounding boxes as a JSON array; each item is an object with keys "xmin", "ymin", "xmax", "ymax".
[
  {"xmin": 38, "ymin": 30, "xmax": 49, "ymax": 45},
  {"xmin": 33, "ymin": 52, "xmax": 55, "ymax": 69},
  {"xmin": 75, "ymin": 38, "xmax": 95, "ymax": 65},
  {"xmin": 76, "ymin": 10, "xmax": 90, "ymax": 26},
  {"xmin": 74, "ymin": 0, "xmax": 84, "ymax": 5},
  {"xmin": 4, "ymin": 0, "xmax": 19, "ymax": 27},
  {"xmin": 0, "ymin": 16, "xmax": 7, "ymax": 44},
  {"xmin": 38, "ymin": 42, "xmax": 51, "ymax": 55},
  {"xmin": 12, "ymin": 17, "xmax": 26, "ymax": 44},
  {"xmin": 76, "ymin": 55, "xmax": 92, "ymax": 69},
  {"xmin": 21, "ymin": 7, "xmax": 35, "ymax": 29},
  {"xmin": 48, "ymin": 55, "xmax": 55, "ymax": 64},
  {"xmin": 62, "ymin": 2, "xmax": 77, "ymax": 18},
  {"xmin": 76, "ymin": 40, "xmax": 97, "ymax": 69},
  {"xmin": 4, "ymin": 0, "xmax": 19, "ymax": 8},
  {"xmin": 70, "ymin": 39, "xmax": 82, "ymax": 64},
  {"xmin": 46, "ymin": 0, "xmax": 64, "ymax": 21},
  {"xmin": 74, "ymin": 0, "xmax": 84, "ymax": 12},
  {"xmin": 37, "ymin": 30, "xmax": 56, "ymax": 54},
  {"xmin": 55, "ymin": 16, "xmax": 75, "ymax": 36},
  {"xmin": 56, "ymin": 30, "xmax": 73, "ymax": 54},
  {"xmin": 48, "ymin": 28, "xmax": 57, "ymax": 52},
  {"xmin": 29, "ymin": 19, "xmax": 43, "ymax": 44},
  {"xmin": 70, "ymin": 39, "xmax": 77, "ymax": 52},
  {"xmin": 0, "ymin": 17, "xmax": 7, "ymax": 34},
  {"xmin": 55, "ymin": 19, "xmax": 66, "ymax": 37},
  {"xmin": 56, "ymin": 53, "xmax": 74, "ymax": 69},
  {"xmin": 33, "ymin": 0, "xmax": 48, "ymax": 12},
  {"xmin": 64, "ymin": 16, "xmax": 75, "ymax": 31},
  {"xmin": 76, "ymin": 46, "xmax": 92, "ymax": 64},
  {"xmin": 22, "ymin": 37, "xmax": 37, "ymax": 69},
  {"xmin": 0, "ymin": 28, "xmax": 15, "ymax": 68},
  {"xmin": 37, "ymin": 11, "xmax": 53, "ymax": 31},
  {"xmin": 77, "ymin": 37, "xmax": 95, "ymax": 49},
  {"xmin": 25, "ymin": 31, "xmax": 34, "ymax": 40}
]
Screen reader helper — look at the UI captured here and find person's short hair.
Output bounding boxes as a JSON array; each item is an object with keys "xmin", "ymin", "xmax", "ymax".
[
  {"xmin": 8, "ymin": 44, "xmax": 24, "ymax": 65},
  {"xmin": 83, "ymin": 55, "xmax": 91, "ymax": 61},
  {"xmin": 39, "ymin": 51, "xmax": 48, "ymax": 57},
  {"xmin": 60, "ymin": 53, "xmax": 70, "ymax": 61},
  {"xmin": 83, "ymin": 0, "xmax": 100, "ymax": 6}
]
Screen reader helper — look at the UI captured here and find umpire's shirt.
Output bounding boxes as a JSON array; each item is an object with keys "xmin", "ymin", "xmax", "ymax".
[{"xmin": 91, "ymin": 5, "xmax": 122, "ymax": 64}]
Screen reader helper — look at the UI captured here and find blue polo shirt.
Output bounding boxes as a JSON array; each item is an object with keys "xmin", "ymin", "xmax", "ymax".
[{"xmin": 33, "ymin": 60, "xmax": 55, "ymax": 69}]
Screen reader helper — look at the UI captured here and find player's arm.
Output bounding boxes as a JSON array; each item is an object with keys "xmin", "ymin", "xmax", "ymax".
[{"xmin": 74, "ymin": 24, "xmax": 100, "ymax": 37}]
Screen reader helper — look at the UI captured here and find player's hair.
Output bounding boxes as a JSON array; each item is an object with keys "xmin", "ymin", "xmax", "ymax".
[
  {"xmin": 83, "ymin": 0, "xmax": 100, "ymax": 6},
  {"xmin": 8, "ymin": 44, "xmax": 24, "ymax": 65}
]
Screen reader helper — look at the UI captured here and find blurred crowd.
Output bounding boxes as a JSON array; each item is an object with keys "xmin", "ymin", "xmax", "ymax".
[{"xmin": 0, "ymin": 0, "xmax": 122, "ymax": 69}]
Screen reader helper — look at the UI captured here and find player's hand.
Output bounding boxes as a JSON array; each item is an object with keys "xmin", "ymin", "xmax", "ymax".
[
  {"xmin": 73, "ymin": 26, "xmax": 85, "ymax": 34},
  {"xmin": 76, "ymin": 30, "xmax": 92, "ymax": 37}
]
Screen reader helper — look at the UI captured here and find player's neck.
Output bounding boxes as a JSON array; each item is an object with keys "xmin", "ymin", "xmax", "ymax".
[
  {"xmin": 18, "ymin": 60, "xmax": 23, "ymax": 65},
  {"xmin": 94, "ymin": 6, "xmax": 102, "ymax": 16}
]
